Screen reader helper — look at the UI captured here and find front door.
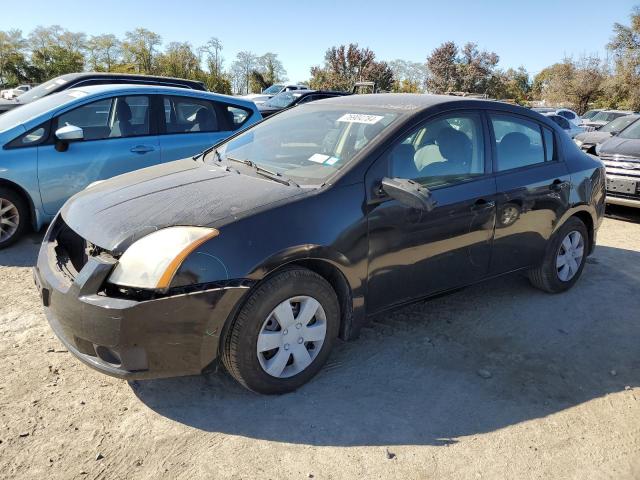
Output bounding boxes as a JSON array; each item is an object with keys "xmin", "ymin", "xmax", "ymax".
[
  {"xmin": 37, "ymin": 95, "xmax": 160, "ymax": 215},
  {"xmin": 366, "ymin": 111, "xmax": 497, "ymax": 314}
]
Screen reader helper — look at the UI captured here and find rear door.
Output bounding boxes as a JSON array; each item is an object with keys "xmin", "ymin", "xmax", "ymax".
[
  {"xmin": 158, "ymin": 95, "xmax": 252, "ymax": 161},
  {"xmin": 37, "ymin": 94, "xmax": 161, "ymax": 214},
  {"xmin": 488, "ymin": 112, "xmax": 571, "ymax": 274}
]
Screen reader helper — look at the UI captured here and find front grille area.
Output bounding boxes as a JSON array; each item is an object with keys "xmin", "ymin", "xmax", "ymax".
[
  {"xmin": 600, "ymin": 154, "xmax": 640, "ymax": 180},
  {"xmin": 52, "ymin": 219, "xmax": 88, "ymax": 278}
]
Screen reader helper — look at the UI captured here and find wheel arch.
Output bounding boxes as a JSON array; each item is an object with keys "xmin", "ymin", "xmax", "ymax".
[
  {"xmin": 555, "ymin": 205, "xmax": 596, "ymax": 255},
  {"xmin": 0, "ymin": 178, "xmax": 36, "ymax": 230}
]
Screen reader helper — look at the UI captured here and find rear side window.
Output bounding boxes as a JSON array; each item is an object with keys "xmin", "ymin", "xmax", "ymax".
[
  {"xmin": 490, "ymin": 114, "xmax": 546, "ymax": 171},
  {"xmin": 164, "ymin": 96, "xmax": 219, "ymax": 134},
  {"xmin": 543, "ymin": 127, "xmax": 555, "ymax": 161},
  {"xmin": 226, "ymin": 106, "xmax": 251, "ymax": 129}
]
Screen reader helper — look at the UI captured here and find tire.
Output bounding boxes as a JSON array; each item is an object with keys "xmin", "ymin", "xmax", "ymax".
[
  {"xmin": 528, "ymin": 216, "xmax": 588, "ymax": 293},
  {"xmin": 222, "ymin": 267, "xmax": 339, "ymax": 394},
  {"xmin": 0, "ymin": 187, "xmax": 28, "ymax": 249}
]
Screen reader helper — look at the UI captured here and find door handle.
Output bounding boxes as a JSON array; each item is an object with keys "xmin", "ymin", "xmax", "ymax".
[
  {"xmin": 471, "ymin": 199, "xmax": 496, "ymax": 211},
  {"xmin": 130, "ymin": 145, "xmax": 155, "ymax": 154}
]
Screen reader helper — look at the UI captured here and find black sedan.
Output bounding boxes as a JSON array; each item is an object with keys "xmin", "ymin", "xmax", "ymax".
[
  {"xmin": 257, "ymin": 89, "xmax": 350, "ymax": 117},
  {"xmin": 34, "ymin": 94, "xmax": 606, "ymax": 394}
]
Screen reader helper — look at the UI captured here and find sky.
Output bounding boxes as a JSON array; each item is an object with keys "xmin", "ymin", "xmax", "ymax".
[{"xmin": 2, "ymin": 0, "xmax": 637, "ymax": 82}]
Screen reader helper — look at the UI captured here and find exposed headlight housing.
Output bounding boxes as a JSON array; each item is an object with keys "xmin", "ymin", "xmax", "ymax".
[{"xmin": 108, "ymin": 226, "xmax": 219, "ymax": 290}]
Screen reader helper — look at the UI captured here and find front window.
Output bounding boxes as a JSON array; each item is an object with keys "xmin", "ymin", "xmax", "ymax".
[
  {"xmin": 262, "ymin": 84, "xmax": 284, "ymax": 95},
  {"xmin": 263, "ymin": 91, "xmax": 302, "ymax": 109},
  {"xmin": 600, "ymin": 115, "xmax": 638, "ymax": 133},
  {"xmin": 213, "ymin": 106, "xmax": 399, "ymax": 185}
]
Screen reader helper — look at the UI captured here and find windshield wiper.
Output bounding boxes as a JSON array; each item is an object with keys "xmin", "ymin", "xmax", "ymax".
[{"xmin": 225, "ymin": 156, "xmax": 299, "ymax": 187}]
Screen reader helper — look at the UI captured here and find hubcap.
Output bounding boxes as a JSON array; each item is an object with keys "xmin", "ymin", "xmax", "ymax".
[
  {"xmin": 556, "ymin": 230, "xmax": 584, "ymax": 282},
  {"xmin": 0, "ymin": 198, "xmax": 19, "ymax": 242},
  {"xmin": 257, "ymin": 295, "xmax": 327, "ymax": 378}
]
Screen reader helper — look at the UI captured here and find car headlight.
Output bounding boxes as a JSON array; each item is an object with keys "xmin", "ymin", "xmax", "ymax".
[
  {"xmin": 595, "ymin": 143, "xmax": 603, "ymax": 156},
  {"xmin": 108, "ymin": 226, "xmax": 219, "ymax": 289},
  {"xmin": 574, "ymin": 138, "xmax": 583, "ymax": 147}
]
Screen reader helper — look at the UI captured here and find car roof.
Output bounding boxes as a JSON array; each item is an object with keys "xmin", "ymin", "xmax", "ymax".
[
  {"xmin": 57, "ymin": 71, "xmax": 204, "ymax": 85},
  {"xmin": 64, "ymin": 84, "xmax": 255, "ymax": 107},
  {"xmin": 315, "ymin": 93, "xmax": 511, "ymax": 112}
]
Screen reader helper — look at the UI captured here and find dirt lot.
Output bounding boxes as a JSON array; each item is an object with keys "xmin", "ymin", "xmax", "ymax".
[{"xmin": 1, "ymin": 207, "xmax": 640, "ymax": 480}]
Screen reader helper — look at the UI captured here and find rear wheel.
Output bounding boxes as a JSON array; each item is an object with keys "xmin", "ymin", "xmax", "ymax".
[
  {"xmin": 528, "ymin": 217, "xmax": 588, "ymax": 293},
  {"xmin": 222, "ymin": 267, "xmax": 339, "ymax": 394},
  {"xmin": 0, "ymin": 187, "xmax": 28, "ymax": 249}
]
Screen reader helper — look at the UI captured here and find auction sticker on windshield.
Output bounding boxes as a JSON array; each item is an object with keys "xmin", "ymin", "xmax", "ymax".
[{"xmin": 337, "ymin": 113, "xmax": 384, "ymax": 124}]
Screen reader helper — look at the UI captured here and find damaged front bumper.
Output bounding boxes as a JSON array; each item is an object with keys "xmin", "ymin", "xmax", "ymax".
[{"xmin": 33, "ymin": 224, "xmax": 250, "ymax": 381}]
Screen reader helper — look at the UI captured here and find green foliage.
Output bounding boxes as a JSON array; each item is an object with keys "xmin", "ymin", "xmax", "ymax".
[{"xmin": 309, "ymin": 43, "xmax": 394, "ymax": 92}]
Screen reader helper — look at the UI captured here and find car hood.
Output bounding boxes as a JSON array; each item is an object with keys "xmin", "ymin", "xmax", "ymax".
[
  {"xmin": 575, "ymin": 131, "xmax": 611, "ymax": 144},
  {"xmin": 598, "ymin": 136, "xmax": 640, "ymax": 157},
  {"xmin": 61, "ymin": 158, "xmax": 309, "ymax": 254}
]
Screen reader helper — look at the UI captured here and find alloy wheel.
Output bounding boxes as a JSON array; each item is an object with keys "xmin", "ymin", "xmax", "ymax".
[
  {"xmin": 556, "ymin": 230, "xmax": 584, "ymax": 282},
  {"xmin": 0, "ymin": 197, "xmax": 20, "ymax": 243},
  {"xmin": 257, "ymin": 295, "xmax": 327, "ymax": 378}
]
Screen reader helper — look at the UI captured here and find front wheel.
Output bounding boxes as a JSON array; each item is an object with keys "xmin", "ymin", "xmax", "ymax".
[
  {"xmin": 222, "ymin": 267, "xmax": 339, "ymax": 394},
  {"xmin": 0, "ymin": 187, "xmax": 28, "ymax": 249},
  {"xmin": 528, "ymin": 217, "xmax": 588, "ymax": 293}
]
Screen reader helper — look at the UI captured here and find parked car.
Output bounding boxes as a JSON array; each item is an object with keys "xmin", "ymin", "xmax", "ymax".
[
  {"xmin": 532, "ymin": 107, "xmax": 580, "ymax": 126},
  {"xmin": 34, "ymin": 94, "xmax": 605, "ymax": 394},
  {"xmin": 258, "ymin": 89, "xmax": 351, "ymax": 117},
  {"xmin": 0, "ymin": 84, "xmax": 260, "ymax": 248},
  {"xmin": 582, "ymin": 110, "xmax": 635, "ymax": 131},
  {"xmin": 243, "ymin": 84, "xmax": 308, "ymax": 105},
  {"xmin": 1, "ymin": 84, "xmax": 32, "ymax": 100},
  {"xmin": 581, "ymin": 109, "xmax": 604, "ymax": 124},
  {"xmin": 595, "ymin": 119, "xmax": 640, "ymax": 208},
  {"xmin": 0, "ymin": 72, "xmax": 206, "ymax": 114},
  {"xmin": 543, "ymin": 113, "xmax": 585, "ymax": 138},
  {"xmin": 574, "ymin": 114, "xmax": 640, "ymax": 154}
]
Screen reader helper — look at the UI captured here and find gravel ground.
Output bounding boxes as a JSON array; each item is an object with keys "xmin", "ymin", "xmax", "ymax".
[{"xmin": 1, "ymin": 206, "xmax": 640, "ymax": 480}]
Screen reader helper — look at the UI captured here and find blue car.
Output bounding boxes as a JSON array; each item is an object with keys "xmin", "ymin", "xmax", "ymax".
[{"xmin": 0, "ymin": 85, "xmax": 261, "ymax": 247}]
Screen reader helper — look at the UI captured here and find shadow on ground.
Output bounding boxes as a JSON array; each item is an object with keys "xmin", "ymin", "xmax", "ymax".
[
  {"xmin": 0, "ymin": 232, "xmax": 44, "ymax": 267},
  {"xmin": 132, "ymin": 244, "xmax": 640, "ymax": 446},
  {"xmin": 606, "ymin": 204, "xmax": 640, "ymax": 224}
]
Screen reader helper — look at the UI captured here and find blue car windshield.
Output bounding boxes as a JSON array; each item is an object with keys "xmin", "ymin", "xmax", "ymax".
[
  {"xmin": 214, "ymin": 105, "xmax": 399, "ymax": 185},
  {"xmin": 0, "ymin": 91, "xmax": 86, "ymax": 133}
]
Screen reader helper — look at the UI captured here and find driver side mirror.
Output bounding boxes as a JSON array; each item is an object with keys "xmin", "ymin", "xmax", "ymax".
[
  {"xmin": 610, "ymin": 130, "xmax": 620, "ymax": 136},
  {"xmin": 54, "ymin": 124, "xmax": 84, "ymax": 152},
  {"xmin": 380, "ymin": 177, "xmax": 437, "ymax": 211}
]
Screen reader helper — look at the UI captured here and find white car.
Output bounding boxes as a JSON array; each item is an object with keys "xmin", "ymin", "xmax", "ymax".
[
  {"xmin": 544, "ymin": 113, "xmax": 585, "ymax": 138},
  {"xmin": 243, "ymin": 84, "xmax": 308, "ymax": 105},
  {"xmin": 1, "ymin": 84, "xmax": 31, "ymax": 99},
  {"xmin": 533, "ymin": 107, "xmax": 581, "ymax": 126}
]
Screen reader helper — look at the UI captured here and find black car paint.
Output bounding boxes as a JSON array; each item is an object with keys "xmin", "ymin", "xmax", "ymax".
[
  {"xmin": 35, "ymin": 95, "xmax": 606, "ymax": 381},
  {"xmin": 0, "ymin": 72, "xmax": 206, "ymax": 114}
]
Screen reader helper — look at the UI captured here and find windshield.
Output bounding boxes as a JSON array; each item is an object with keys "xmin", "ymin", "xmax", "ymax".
[
  {"xmin": 618, "ymin": 119, "xmax": 640, "ymax": 139},
  {"xmin": 601, "ymin": 115, "xmax": 638, "ymax": 133},
  {"xmin": 0, "ymin": 90, "xmax": 84, "ymax": 133},
  {"xmin": 591, "ymin": 111, "xmax": 625, "ymax": 123},
  {"xmin": 262, "ymin": 84, "xmax": 284, "ymax": 95},
  {"xmin": 17, "ymin": 76, "xmax": 70, "ymax": 103},
  {"xmin": 582, "ymin": 110, "xmax": 599, "ymax": 119},
  {"xmin": 213, "ymin": 106, "xmax": 399, "ymax": 185},
  {"xmin": 263, "ymin": 91, "xmax": 303, "ymax": 109}
]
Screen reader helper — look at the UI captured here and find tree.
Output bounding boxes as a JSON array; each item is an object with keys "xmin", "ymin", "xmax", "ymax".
[
  {"xmin": 28, "ymin": 26, "xmax": 85, "ymax": 81},
  {"xmin": 0, "ymin": 29, "xmax": 27, "ymax": 86},
  {"xmin": 491, "ymin": 67, "xmax": 531, "ymax": 104},
  {"xmin": 86, "ymin": 34, "xmax": 121, "ymax": 71},
  {"xmin": 533, "ymin": 56, "xmax": 606, "ymax": 114},
  {"xmin": 121, "ymin": 28, "xmax": 162, "ymax": 74},
  {"xmin": 607, "ymin": 6, "xmax": 640, "ymax": 110},
  {"xmin": 157, "ymin": 42, "xmax": 201, "ymax": 79},
  {"xmin": 426, "ymin": 41, "xmax": 501, "ymax": 95},
  {"xmin": 230, "ymin": 51, "xmax": 258, "ymax": 94},
  {"xmin": 309, "ymin": 43, "xmax": 394, "ymax": 91},
  {"xmin": 389, "ymin": 59, "xmax": 427, "ymax": 92}
]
